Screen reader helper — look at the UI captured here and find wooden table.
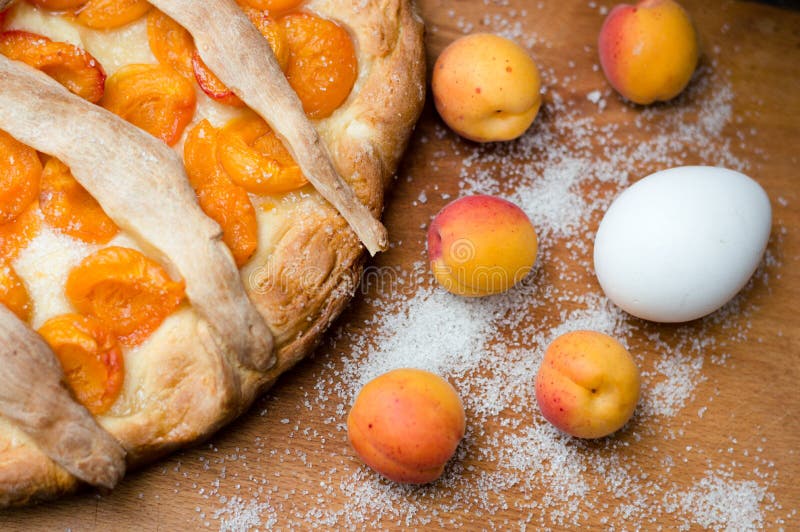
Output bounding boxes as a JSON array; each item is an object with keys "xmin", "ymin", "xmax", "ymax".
[{"xmin": 4, "ymin": 0, "xmax": 799, "ymax": 529}]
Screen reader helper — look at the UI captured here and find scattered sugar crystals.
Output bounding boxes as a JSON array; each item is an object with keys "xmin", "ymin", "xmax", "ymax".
[
  {"xmin": 665, "ymin": 472, "xmax": 773, "ymax": 530},
  {"xmin": 129, "ymin": 8, "xmax": 793, "ymax": 531},
  {"xmin": 214, "ymin": 496, "xmax": 277, "ymax": 531}
]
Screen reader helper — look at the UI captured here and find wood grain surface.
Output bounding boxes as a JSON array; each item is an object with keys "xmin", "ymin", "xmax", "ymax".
[{"xmin": 2, "ymin": 0, "xmax": 799, "ymax": 529}]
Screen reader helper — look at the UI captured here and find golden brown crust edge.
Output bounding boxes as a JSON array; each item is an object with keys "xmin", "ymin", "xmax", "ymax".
[
  {"xmin": 239, "ymin": 0, "xmax": 426, "ymax": 397},
  {"xmin": 0, "ymin": 0, "xmax": 425, "ymax": 506}
]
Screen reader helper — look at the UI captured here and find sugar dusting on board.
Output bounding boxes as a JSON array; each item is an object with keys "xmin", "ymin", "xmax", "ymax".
[{"xmin": 117, "ymin": 6, "xmax": 791, "ymax": 531}]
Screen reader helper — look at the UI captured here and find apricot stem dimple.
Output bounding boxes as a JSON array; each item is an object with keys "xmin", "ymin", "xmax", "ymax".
[{"xmin": 535, "ymin": 331, "xmax": 640, "ymax": 439}]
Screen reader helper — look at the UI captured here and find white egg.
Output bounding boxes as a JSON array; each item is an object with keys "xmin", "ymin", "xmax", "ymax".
[{"xmin": 593, "ymin": 166, "xmax": 771, "ymax": 323}]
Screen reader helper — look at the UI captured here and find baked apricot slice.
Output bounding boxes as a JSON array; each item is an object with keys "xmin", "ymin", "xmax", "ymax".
[
  {"xmin": 184, "ymin": 120, "xmax": 258, "ymax": 267},
  {"xmin": 192, "ymin": 52, "xmax": 244, "ymax": 107},
  {"xmin": 217, "ymin": 113, "xmax": 307, "ymax": 195},
  {"xmin": 237, "ymin": 0, "xmax": 303, "ymax": 13},
  {"xmin": 0, "ymin": 203, "xmax": 41, "ymax": 261},
  {"xmin": 183, "ymin": 120, "xmax": 224, "ymax": 189},
  {"xmin": 192, "ymin": 10, "xmax": 288, "ymax": 105},
  {"xmin": 27, "ymin": 0, "xmax": 86, "ymax": 10},
  {"xmin": 76, "ymin": 0, "xmax": 151, "ymax": 30},
  {"xmin": 197, "ymin": 183, "xmax": 260, "ymax": 268},
  {"xmin": 0, "ymin": 263, "xmax": 32, "ymax": 323},
  {"xmin": 0, "ymin": 129, "xmax": 42, "ymax": 225},
  {"xmin": 147, "ymin": 9, "xmax": 194, "ymax": 80},
  {"xmin": 66, "ymin": 247, "xmax": 185, "ymax": 346},
  {"xmin": 0, "ymin": 131, "xmax": 41, "ymax": 258},
  {"xmin": 101, "ymin": 64, "xmax": 196, "ymax": 146},
  {"xmin": 241, "ymin": 7, "xmax": 289, "ymax": 71},
  {"xmin": 0, "ymin": 30, "xmax": 106, "ymax": 103},
  {"xmin": 280, "ymin": 13, "xmax": 357, "ymax": 119},
  {"xmin": 40, "ymin": 158, "xmax": 118, "ymax": 244},
  {"xmin": 38, "ymin": 314, "xmax": 124, "ymax": 416}
]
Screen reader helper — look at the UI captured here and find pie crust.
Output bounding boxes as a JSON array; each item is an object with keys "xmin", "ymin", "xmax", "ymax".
[{"xmin": 0, "ymin": 0, "xmax": 424, "ymax": 505}]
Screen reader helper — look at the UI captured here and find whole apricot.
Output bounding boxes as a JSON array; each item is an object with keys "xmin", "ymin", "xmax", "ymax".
[
  {"xmin": 535, "ymin": 330, "xmax": 640, "ymax": 439},
  {"xmin": 347, "ymin": 369, "xmax": 466, "ymax": 484},
  {"xmin": 598, "ymin": 0, "xmax": 699, "ymax": 105},
  {"xmin": 432, "ymin": 33, "xmax": 542, "ymax": 142},
  {"xmin": 427, "ymin": 195, "xmax": 538, "ymax": 297}
]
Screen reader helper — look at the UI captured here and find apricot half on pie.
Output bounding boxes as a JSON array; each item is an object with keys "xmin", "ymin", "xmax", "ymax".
[{"xmin": 0, "ymin": 0, "xmax": 424, "ymax": 506}]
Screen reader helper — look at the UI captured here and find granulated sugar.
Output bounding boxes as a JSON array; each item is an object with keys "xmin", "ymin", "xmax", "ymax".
[
  {"xmin": 174, "ymin": 12, "xmax": 793, "ymax": 532},
  {"xmin": 666, "ymin": 472, "xmax": 772, "ymax": 530},
  {"xmin": 214, "ymin": 497, "xmax": 277, "ymax": 531}
]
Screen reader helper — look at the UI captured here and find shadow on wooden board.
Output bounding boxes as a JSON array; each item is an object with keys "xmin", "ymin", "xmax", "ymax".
[{"xmin": 747, "ymin": 0, "xmax": 800, "ymax": 10}]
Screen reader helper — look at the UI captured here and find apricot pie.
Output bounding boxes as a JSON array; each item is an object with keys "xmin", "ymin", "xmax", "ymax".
[{"xmin": 0, "ymin": 0, "xmax": 424, "ymax": 505}]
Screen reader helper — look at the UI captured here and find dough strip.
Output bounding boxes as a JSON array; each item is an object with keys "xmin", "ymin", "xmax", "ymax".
[
  {"xmin": 0, "ymin": 55, "xmax": 275, "ymax": 372},
  {"xmin": 150, "ymin": 0, "xmax": 389, "ymax": 256},
  {"xmin": 0, "ymin": 306, "xmax": 126, "ymax": 489}
]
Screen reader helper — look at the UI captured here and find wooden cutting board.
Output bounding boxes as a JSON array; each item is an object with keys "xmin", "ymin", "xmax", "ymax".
[{"xmin": 3, "ymin": 0, "xmax": 799, "ymax": 529}]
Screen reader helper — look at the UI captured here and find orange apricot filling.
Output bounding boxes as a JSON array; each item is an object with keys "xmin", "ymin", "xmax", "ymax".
[
  {"xmin": 217, "ymin": 113, "xmax": 307, "ymax": 195},
  {"xmin": 191, "ymin": 10, "xmax": 288, "ymax": 106},
  {"xmin": 38, "ymin": 313, "xmax": 124, "ymax": 415},
  {"xmin": 237, "ymin": 0, "xmax": 303, "ymax": 13},
  {"xmin": 192, "ymin": 51, "xmax": 244, "ymax": 107},
  {"xmin": 184, "ymin": 120, "xmax": 258, "ymax": 267},
  {"xmin": 198, "ymin": 183, "xmax": 260, "ymax": 267},
  {"xmin": 147, "ymin": 6, "xmax": 289, "ymax": 106},
  {"xmin": 280, "ymin": 12, "xmax": 357, "ymax": 119},
  {"xmin": 101, "ymin": 63, "xmax": 196, "ymax": 146},
  {"xmin": 27, "ymin": 0, "xmax": 86, "ymax": 10},
  {"xmin": 146, "ymin": 9, "xmax": 195, "ymax": 80},
  {"xmin": 0, "ymin": 262, "xmax": 32, "ymax": 323},
  {"xmin": 39, "ymin": 158, "xmax": 118, "ymax": 244},
  {"xmin": 0, "ymin": 30, "xmax": 106, "ymax": 103},
  {"xmin": 65, "ymin": 246, "xmax": 185, "ymax": 346},
  {"xmin": 241, "ymin": 7, "xmax": 289, "ymax": 71},
  {"xmin": 0, "ymin": 203, "xmax": 41, "ymax": 261},
  {"xmin": 0, "ymin": 129, "xmax": 41, "ymax": 225},
  {"xmin": 76, "ymin": 0, "xmax": 151, "ymax": 30}
]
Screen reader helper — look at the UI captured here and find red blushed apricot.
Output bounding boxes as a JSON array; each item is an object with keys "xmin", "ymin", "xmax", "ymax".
[
  {"xmin": 598, "ymin": 0, "xmax": 699, "ymax": 105},
  {"xmin": 535, "ymin": 330, "xmax": 640, "ymax": 439},
  {"xmin": 427, "ymin": 195, "xmax": 538, "ymax": 297},
  {"xmin": 0, "ymin": 30, "xmax": 106, "ymax": 103},
  {"xmin": 101, "ymin": 63, "xmax": 196, "ymax": 146},
  {"xmin": 147, "ymin": 9, "xmax": 195, "ymax": 80},
  {"xmin": 184, "ymin": 120, "xmax": 259, "ymax": 267},
  {"xmin": 280, "ymin": 12, "xmax": 357, "ymax": 119},
  {"xmin": 347, "ymin": 369, "xmax": 466, "ymax": 484},
  {"xmin": 66, "ymin": 246, "xmax": 186, "ymax": 346},
  {"xmin": 38, "ymin": 314, "xmax": 124, "ymax": 415},
  {"xmin": 0, "ymin": 129, "xmax": 41, "ymax": 225},
  {"xmin": 76, "ymin": 0, "xmax": 151, "ymax": 30},
  {"xmin": 0, "ymin": 262, "xmax": 32, "ymax": 323},
  {"xmin": 217, "ymin": 113, "xmax": 307, "ymax": 195},
  {"xmin": 39, "ymin": 158, "xmax": 119, "ymax": 244}
]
